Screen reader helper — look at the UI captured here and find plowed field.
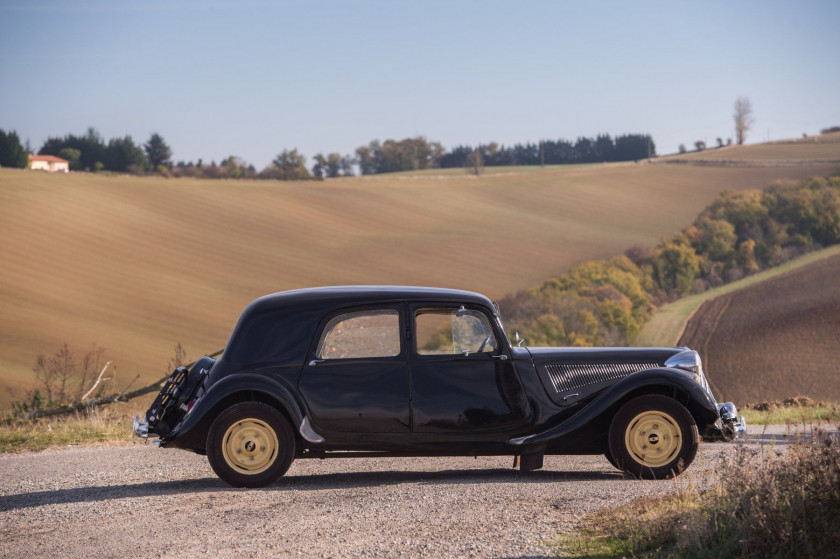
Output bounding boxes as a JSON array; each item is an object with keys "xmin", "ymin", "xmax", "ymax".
[
  {"xmin": 2, "ymin": 134, "xmax": 839, "ymax": 407},
  {"xmin": 678, "ymin": 253, "xmax": 840, "ymax": 404}
]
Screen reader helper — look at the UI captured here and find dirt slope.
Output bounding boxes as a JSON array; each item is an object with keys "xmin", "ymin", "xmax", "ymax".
[{"xmin": 678, "ymin": 253, "xmax": 840, "ymax": 404}]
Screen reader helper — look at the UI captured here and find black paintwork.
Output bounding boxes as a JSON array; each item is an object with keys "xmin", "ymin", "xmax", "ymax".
[{"xmin": 152, "ymin": 286, "xmax": 726, "ymax": 458}]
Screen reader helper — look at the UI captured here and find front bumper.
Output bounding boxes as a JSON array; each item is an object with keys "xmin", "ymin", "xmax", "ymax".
[
  {"xmin": 719, "ymin": 401, "xmax": 747, "ymax": 439},
  {"xmin": 702, "ymin": 401, "xmax": 746, "ymax": 441}
]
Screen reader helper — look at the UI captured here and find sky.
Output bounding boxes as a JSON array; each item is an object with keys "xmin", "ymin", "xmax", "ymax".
[{"xmin": 2, "ymin": 0, "xmax": 839, "ymax": 168}]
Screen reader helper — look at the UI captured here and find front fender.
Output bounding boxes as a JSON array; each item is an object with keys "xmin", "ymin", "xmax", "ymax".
[
  {"xmin": 161, "ymin": 371, "xmax": 305, "ymax": 450},
  {"xmin": 509, "ymin": 367, "xmax": 718, "ymax": 446}
]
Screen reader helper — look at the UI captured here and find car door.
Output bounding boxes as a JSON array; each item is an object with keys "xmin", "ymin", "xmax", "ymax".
[
  {"xmin": 299, "ymin": 305, "xmax": 410, "ymax": 433},
  {"xmin": 409, "ymin": 304, "xmax": 529, "ymax": 434}
]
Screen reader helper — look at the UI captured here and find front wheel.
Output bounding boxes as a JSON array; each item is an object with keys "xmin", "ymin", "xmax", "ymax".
[
  {"xmin": 206, "ymin": 402, "xmax": 295, "ymax": 488},
  {"xmin": 608, "ymin": 394, "xmax": 699, "ymax": 480}
]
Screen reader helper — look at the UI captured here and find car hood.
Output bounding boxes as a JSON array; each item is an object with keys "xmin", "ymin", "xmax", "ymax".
[
  {"xmin": 525, "ymin": 346, "xmax": 684, "ymax": 366},
  {"xmin": 524, "ymin": 346, "xmax": 689, "ymax": 406}
]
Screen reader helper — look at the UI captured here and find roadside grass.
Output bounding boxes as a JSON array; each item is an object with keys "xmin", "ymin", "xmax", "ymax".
[
  {"xmin": 740, "ymin": 397, "xmax": 840, "ymax": 426},
  {"xmin": 636, "ymin": 243, "xmax": 840, "ymax": 347},
  {"xmin": 550, "ymin": 429, "xmax": 840, "ymax": 558},
  {"xmin": 0, "ymin": 397, "xmax": 150, "ymax": 453}
]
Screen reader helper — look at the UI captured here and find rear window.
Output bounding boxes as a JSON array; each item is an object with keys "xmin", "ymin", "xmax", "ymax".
[{"xmin": 316, "ymin": 309, "xmax": 401, "ymax": 359}]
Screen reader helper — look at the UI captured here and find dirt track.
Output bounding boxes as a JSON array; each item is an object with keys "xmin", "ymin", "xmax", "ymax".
[
  {"xmin": 0, "ymin": 426, "xmax": 817, "ymax": 559},
  {"xmin": 678, "ymin": 253, "xmax": 840, "ymax": 404}
]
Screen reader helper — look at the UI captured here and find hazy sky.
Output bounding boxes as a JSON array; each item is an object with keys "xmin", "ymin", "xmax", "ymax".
[{"xmin": 2, "ymin": 0, "xmax": 839, "ymax": 168}]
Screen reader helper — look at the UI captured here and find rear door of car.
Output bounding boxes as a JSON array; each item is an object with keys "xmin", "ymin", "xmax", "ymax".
[{"xmin": 299, "ymin": 304, "xmax": 410, "ymax": 433}]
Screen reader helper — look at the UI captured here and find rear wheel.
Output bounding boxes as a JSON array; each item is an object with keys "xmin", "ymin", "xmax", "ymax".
[
  {"xmin": 608, "ymin": 395, "xmax": 698, "ymax": 479},
  {"xmin": 206, "ymin": 402, "xmax": 295, "ymax": 488}
]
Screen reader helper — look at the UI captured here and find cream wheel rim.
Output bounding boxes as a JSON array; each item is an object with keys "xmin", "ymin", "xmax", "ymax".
[
  {"xmin": 624, "ymin": 410, "xmax": 682, "ymax": 468},
  {"xmin": 222, "ymin": 418, "xmax": 279, "ymax": 475}
]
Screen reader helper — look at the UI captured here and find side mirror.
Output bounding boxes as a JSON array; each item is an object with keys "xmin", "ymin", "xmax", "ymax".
[{"xmin": 514, "ymin": 331, "xmax": 526, "ymax": 347}]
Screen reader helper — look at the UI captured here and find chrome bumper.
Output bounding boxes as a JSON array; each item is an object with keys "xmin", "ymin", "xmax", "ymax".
[
  {"xmin": 719, "ymin": 402, "xmax": 746, "ymax": 439},
  {"xmin": 133, "ymin": 415, "xmax": 148, "ymax": 438}
]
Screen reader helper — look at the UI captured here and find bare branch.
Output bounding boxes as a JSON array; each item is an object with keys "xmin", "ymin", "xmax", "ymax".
[{"xmin": 81, "ymin": 361, "xmax": 111, "ymax": 401}]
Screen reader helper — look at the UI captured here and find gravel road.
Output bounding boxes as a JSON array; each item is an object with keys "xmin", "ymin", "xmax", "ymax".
[{"xmin": 0, "ymin": 425, "xmax": 828, "ymax": 558}]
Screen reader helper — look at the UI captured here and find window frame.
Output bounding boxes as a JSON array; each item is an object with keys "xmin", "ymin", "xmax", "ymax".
[
  {"xmin": 411, "ymin": 304, "xmax": 500, "ymax": 359},
  {"xmin": 310, "ymin": 304, "xmax": 406, "ymax": 362}
]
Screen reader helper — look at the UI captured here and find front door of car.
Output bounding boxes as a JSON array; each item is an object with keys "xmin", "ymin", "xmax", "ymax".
[
  {"xmin": 409, "ymin": 305, "xmax": 529, "ymax": 434},
  {"xmin": 299, "ymin": 305, "xmax": 410, "ymax": 434}
]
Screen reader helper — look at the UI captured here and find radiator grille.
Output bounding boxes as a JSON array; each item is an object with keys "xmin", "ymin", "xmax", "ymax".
[{"xmin": 544, "ymin": 362, "xmax": 659, "ymax": 393}]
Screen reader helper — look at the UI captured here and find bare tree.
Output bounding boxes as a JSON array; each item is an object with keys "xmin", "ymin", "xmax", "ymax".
[
  {"xmin": 734, "ymin": 97, "xmax": 754, "ymax": 145},
  {"xmin": 31, "ymin": 343, "xmax": 110, "ymax": 407},
  {"xmin": 166, "ymin": 342, "xmax": 188, "ymax": 372},
  {"xmin": 464, "ymin": 150, "xmax": 484, "ymax": 176}
]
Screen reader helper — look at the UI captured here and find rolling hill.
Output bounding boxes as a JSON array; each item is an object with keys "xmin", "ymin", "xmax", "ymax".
[
  {"xmin": 1, "ymin": 135, "xmax": 839, "ymax": 407},
  {"xmin": 677, "ymin": 251, "xmax": 840, "ymax": 405}
]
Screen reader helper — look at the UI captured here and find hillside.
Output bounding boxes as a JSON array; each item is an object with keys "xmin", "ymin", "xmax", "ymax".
[
  {"xmin": 636, "ymin": 244, "xmax": 840, "ymax": 348},
  {"xmin": 1, "ymin": 135, "xmax": 839, "ymax": 406},
  {"xmin": 677, "ymin": 252, "xmax": 840, "ymax": 404},
  {"xmin": 656, "ymin": 131, "xmax": 840, "ymax": 165}
]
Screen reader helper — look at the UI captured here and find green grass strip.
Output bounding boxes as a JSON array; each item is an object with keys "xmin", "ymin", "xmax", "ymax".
[{"xmin": 636, "ymin": 244, "xmax": 840, "ymax": 347}]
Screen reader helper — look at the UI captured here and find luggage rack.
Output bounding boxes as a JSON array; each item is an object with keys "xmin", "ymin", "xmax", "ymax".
[{"xmin": 145, "ymin": 366, "xmax": 189, "ymax": 436}]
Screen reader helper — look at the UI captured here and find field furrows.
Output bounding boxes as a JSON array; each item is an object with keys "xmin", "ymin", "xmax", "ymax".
[
  {"xmin": 678, "ymin": 253, "xmax": 840, "ymax": 404},
  {"xmin": 1, "ymin": 142, "xmax": 839, "ymax": 405}
]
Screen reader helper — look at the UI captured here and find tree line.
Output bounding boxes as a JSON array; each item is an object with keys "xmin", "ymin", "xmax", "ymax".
[
  {"xmin": 1, "ymin": 126, "xmax": 655, "ymax": 179},
  {"xmin": 499, "ymin": 172, "xmax": 840, "ymax": 347}
]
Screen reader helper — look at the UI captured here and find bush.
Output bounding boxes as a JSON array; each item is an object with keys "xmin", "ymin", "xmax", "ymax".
[{"xmin": 562, "ymin": 430, "xmax": 840, "ymax": 558}]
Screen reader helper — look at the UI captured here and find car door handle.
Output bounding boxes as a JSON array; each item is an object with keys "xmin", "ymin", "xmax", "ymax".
[
  {"xmin": 491, "ymin": 354, "xmax": 509, "ymax": 361},
  {"xmin": 308, "ymin": 359, "xmax": 325, "ymax": 366}
]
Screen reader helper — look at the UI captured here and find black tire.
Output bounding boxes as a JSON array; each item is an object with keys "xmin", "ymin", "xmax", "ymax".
[
  {"xmin": 608, "ymin": 394, "xmax": 699, "ymax": 480},
  {"xmin": 206, "ymin": 402, "xmax": 295, "ymax": 488}
]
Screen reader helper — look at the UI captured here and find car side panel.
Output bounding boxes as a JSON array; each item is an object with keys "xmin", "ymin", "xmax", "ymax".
[{"xmin": 411, "ymin": 354, "xmax": 529, "ymax": 433}]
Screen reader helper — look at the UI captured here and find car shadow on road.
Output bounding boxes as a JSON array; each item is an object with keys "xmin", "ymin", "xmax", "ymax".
[{"xmin": 0, "ymin": 468, "xmax": 621, "ymax": 511}]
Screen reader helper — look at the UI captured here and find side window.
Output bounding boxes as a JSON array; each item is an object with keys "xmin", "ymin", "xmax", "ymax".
[
  {"xmin": 415, "ymin": 308, "xmax": 497, "ymax": 355},
  {"xmin": 316, "ymin": 309, "xmax": 401, "ymax": 359}
]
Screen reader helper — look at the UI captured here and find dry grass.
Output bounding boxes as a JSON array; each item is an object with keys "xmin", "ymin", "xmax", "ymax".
[
  {"xmin": 0, "ymin": 395, "xmax": 152, "ymax": 453},
  {"xmin": 552, "ymin": 429, "xmax": 840, "ymax": 558},
  {"xmin": 2, "ymin": 136, "xmax": 839, "ymax": 406}
]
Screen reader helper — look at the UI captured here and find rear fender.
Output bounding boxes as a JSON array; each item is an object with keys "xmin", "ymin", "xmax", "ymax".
[
  {"xmin": 509, "ymin": 368, "xmax": 718, "ymax": 447},
  {"xmin": 161, "ymin": 372, "xmax": 305, "ymax": 451}
]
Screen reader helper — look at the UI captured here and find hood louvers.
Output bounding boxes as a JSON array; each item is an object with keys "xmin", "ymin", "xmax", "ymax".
[{"xmin": 544, "ymin": 362, "xmax": 659, "ymax": 393}]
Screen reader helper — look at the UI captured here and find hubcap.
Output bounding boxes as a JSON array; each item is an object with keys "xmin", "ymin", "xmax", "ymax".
[
  {"xmin": 624, "ymin": 410, "xmax": 682, "ymax": 468},
  {"xmin": 222, "ymin": 418, "xmax": 279, "ymax": 475}
]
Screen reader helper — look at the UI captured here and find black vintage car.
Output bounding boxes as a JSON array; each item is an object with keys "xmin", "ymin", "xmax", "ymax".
[{"xmin": 134, "ymin": 286, "xmax": 745, "ymax": 487}]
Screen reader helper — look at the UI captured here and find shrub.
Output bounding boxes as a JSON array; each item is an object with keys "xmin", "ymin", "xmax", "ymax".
[{"xmin": 563, "ymin": 430, "xmax": 840, "ymax": 558}]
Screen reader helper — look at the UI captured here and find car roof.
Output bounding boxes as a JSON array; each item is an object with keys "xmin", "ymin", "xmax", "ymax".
[
  {"xmin": 220, "ymin": 286, "xmax": 497, "ymax": 366},
  {"xmin": 251, "ymin": 285, "xmax": 494, "ymax": 310}
]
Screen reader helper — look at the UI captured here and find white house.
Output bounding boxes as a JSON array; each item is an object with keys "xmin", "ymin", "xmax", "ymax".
[{"xmin": 28, "ymin": 154, "xmax": 70, "ymax": 173}]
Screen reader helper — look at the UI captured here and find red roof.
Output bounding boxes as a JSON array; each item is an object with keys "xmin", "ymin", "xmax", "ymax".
[{"xmin": 29, "ymin": 154, "xmax": 69, "ymax": 163}]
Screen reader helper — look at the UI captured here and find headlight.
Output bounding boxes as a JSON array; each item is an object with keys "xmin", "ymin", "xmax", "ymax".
[{"xmin": 665, "ymin": 350, "xmax": 703, "ymax": 380}]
